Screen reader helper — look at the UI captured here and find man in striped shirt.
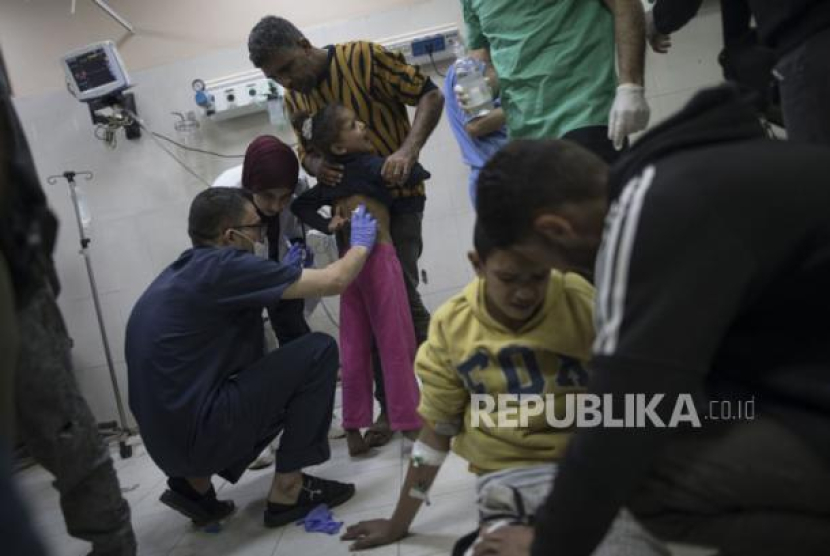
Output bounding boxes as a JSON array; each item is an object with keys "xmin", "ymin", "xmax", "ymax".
[
  {"xmin": 248, "ymin": 16, "xmax": 444, "ymax": 442},
  {"xmin": 248, "ymin": 16, "xmax": 444, "ymax": 342}
]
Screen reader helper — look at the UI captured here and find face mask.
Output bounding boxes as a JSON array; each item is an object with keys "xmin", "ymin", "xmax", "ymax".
[
  {"xmin": 254, "ymin": 238, "xmax": 270, "ymax": 259},
  {"xmin": 232, "ymin": 230, "xmax": 269, "ymax": 259}
]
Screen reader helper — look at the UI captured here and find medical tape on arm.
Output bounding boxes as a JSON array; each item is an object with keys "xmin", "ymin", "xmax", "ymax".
[{"xmin": 408, "ymin": 440, "xmax": 449, "ymax": 505}]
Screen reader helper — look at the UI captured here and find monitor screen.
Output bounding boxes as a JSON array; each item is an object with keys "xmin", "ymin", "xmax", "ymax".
[{"xmin": 66, "ymin": 47, "xmax": 117, "ymax": 92}]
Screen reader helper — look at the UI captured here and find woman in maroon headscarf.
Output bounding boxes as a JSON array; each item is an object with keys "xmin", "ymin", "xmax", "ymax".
[{"xmin": 241, "ymin": 135, "xmax": 311, "ymax": 346}]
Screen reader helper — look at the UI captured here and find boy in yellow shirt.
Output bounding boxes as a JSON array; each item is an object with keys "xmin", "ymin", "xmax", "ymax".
[{"xmin": 342, "ymin": 214, "xmax": 669, "ymax": 554}]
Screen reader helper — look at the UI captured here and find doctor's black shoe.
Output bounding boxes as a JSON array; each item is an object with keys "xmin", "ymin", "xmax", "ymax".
[
  {"xmin": 160, "ymin": 477, "xmax": 236, "ymax": 525},
  {"xmin": 264, "ymin": 473, "xmax": 355, "ymax": 528}
]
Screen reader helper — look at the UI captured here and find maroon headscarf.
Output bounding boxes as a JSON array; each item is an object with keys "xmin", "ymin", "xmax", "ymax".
[{"xmin": 241, "ymin": 135, "xmax": 299, "ymax": 193}]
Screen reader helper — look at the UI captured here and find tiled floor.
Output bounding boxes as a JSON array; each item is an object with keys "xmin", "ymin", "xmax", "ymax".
[
  {"xmin": 13, "ymin": 435, "xmax": 718, "ymax": 556},
  {"xmin": 14, "ymin": 404, "xmax": 479, "ymax": 556},
  {"xmin": 15, "ymin": 433, "xmax": 479, "ymax": 556},
  {"xmin": 14, "ymin": 389, "xmax": 714, "ymax": 556}
]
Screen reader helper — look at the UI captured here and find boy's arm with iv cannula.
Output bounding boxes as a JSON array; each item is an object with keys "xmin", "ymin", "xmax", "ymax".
[{"xmin": 341, "ymin": 422, "xmax": 452, "ymax": 550}]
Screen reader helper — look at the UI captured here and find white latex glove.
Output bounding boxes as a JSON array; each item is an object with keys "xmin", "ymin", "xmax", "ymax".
[{"xmin": 608, "ymin": 84, "xmax": 650, "ymax": 151}]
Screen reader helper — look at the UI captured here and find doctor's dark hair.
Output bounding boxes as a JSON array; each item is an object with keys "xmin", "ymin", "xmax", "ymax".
[
  {"xmin": 248, "ymin": 16, "xmax": 307, "ymax": 68},
  {"xmin": 188, "ymin": 187, "xmax": 252, "ymax": 247},
  {"xmin": 475, "ymin": 139, "xmax": 608, "ymax": 248},
  {"xmin": 291, "ymin": 104, "xmax": 346, "ymax": 157}
]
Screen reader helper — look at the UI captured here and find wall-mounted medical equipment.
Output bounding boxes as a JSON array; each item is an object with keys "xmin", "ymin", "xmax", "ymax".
[
  {"xmin": 62, "ymin": 40, "xmax": 131, "ymax": 101},
  {"xmin": 61, "ymin": 40, "xmax": 141, "ymax": 145},
  {"xmin": 192, "ymin": 70, "xmax": 286, "ymax": 125}
]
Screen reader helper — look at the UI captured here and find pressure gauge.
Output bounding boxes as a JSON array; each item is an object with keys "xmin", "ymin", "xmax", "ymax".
[{"xmin": 192, "ymin": 79, "xmax": 206, "ymax": 93}]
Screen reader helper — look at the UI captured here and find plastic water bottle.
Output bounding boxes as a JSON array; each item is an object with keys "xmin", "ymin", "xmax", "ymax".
[
  {"xmin": 452, "ymin": 43, "xmax": 494, "ymax": 118},
  {"xmin": 75, "ymin": 183, "xmax": 92, "ymax": 231}
]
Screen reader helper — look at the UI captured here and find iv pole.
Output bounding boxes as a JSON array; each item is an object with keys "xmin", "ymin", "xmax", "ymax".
[{"xmin": 46, "ymin": 170, "xmax": 133, "ymax": 459}]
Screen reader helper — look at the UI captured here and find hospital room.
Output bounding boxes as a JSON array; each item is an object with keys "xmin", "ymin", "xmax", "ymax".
[{"xmin": 2, "ymin": 0, "xmax": 829, "ymax": 555}]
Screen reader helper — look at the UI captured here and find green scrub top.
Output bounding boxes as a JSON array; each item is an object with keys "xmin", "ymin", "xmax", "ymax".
[{"xmin": 462, "ymin": 0, "xmax": 617, "ymax": 139}]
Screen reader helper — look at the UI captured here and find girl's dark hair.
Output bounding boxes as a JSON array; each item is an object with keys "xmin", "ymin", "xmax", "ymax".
[{"xmin": 291, "ymin": 104, "xmax": 345, "ymax": 156}]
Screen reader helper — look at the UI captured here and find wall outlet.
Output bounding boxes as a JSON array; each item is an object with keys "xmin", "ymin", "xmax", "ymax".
[
  {"xmin": 411, "ymin": 35, "xmax": 447, "ymax": 58},
  {"xmin": 379, "ymin": 24, "xmax": 460, "ymax": 66}
]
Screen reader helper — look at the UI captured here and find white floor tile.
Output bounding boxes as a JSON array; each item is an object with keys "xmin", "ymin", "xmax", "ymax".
[{"xmin": 399, "ymin": 490, "xmax": 479, "ymax": 556}]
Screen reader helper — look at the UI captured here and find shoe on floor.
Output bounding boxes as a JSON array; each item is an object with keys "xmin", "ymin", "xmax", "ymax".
[
  {"xmin": 264, "ymin": 473, "xmax": 355, "ymax": 528},
  {"xmin": 160, "ymin": 478, "xmax": 236, "ymax": 526}
]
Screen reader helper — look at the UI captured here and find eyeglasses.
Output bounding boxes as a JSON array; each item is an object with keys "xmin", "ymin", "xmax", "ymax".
[{"xmin": 233, "ymin": 222, "xmax": 268, "ymax": 235}]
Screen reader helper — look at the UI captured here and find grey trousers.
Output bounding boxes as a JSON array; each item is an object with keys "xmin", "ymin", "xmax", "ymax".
[
  {"xmin": 630, "ymin": 415, "xmax": 830, "ymax": 556},
  {"xmin": 15, "ymin": 285, "xmax": 136, "ymax": 556},
  {"xmin": 464, "ymin": 464, "xmax": 669, "ymax": 556}
]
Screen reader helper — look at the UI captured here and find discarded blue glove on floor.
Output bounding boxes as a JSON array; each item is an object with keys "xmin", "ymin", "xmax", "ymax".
[{"xmin": 295, "ymin": 504, "xmax": 343, "ymax": 535}]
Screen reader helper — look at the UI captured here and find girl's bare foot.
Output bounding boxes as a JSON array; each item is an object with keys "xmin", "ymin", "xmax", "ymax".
[
  {"xmin": 346, "ymin": 429, "xmax": 371, "ymax": 456},
  {"xmin": 364, "ymin": 412, "xmax": 394, "ymax": 447}
]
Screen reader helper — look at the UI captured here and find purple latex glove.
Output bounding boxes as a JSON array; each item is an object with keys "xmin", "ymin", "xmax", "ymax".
[
  {"xmin": 349, "ymin": 204, "xmax": 377, "ymax": 251},
  {"xmin": 282, "ymin": 242, "xmax": 305, "ymax": 270},
  {"xmin": 295, "ymin": 504, "xmax": 343, "ymax": 535},
  {"xmin": 303, "ymin": 248, "xmax": 315, "ymax": 268}
]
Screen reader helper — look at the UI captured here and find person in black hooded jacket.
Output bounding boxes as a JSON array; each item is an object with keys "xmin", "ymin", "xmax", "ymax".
[{"xmin": 473, "ymin": 84, "xmax": 830, "ymax": 556}]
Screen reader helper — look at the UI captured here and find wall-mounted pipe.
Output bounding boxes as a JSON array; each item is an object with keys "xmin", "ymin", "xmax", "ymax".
[{"xmin": 93, "ymin": 0, "xmax": 135, "ymax": 34}]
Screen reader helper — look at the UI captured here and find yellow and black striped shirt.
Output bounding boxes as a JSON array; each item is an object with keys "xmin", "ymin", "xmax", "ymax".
[{"xmin": 285, "ymin": 41, "xmax": 436, "ymax": 213}]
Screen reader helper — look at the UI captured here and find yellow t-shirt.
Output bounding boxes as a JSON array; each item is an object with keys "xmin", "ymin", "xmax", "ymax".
[{"xmin": 416, "ymin": 271, "xmax": 595, "ymax": 474}]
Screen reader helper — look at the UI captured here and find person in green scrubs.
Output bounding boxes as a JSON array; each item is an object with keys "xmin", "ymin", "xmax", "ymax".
[{"xmin": 461, "ymin": 0, "xmax": 650, "ymax": 163}]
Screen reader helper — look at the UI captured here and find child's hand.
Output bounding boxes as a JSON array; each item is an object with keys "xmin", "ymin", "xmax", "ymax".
[
  {"xmin": 328, "ymin": 215, "xmax": 348, "ymax": 233},
  {"xmin": 472, "ymin": 524, "xmax": 534, "ymax": 556},
  {"xmin": 341, "ymin": 518, "xmax": 407, "ymax": 550}
]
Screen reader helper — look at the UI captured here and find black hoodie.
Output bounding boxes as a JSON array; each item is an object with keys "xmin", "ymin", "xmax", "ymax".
[{"xmin": 531, "ymin": 85, "xmax": 830, "ymax": 556}]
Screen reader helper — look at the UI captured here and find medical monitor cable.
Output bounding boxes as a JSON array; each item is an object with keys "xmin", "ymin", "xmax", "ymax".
[{"xmin": 123, "ymin": 108, "xmax": 212, "ymax": 187}]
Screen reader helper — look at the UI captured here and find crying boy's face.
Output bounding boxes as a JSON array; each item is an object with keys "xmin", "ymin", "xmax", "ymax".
[{"xmin": 470, "ymin": 248, "xmax": 551, "ymax": 330}]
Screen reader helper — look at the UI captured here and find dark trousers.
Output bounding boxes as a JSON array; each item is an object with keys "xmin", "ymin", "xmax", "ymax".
[
  {"xmin": 1, "ymin": 256, "xmax": 47, "ymax": 556},
  {"xmin": 563, "ymin": 125, "xmax": 624, "ymax": 165},
  {"xmin": 629, "ymin": 415, "xmax": 830, "ymax": 556},
  {"xmin": 267, "ymin": 298, "xmax": 311, "ymax": 347},
  {"xmin": 370, "ymin": 210, "xmax": 431, "ymax": 412},
  {"xmin": 15, "ymin": 285, "xmax": 136, "ymax": 556},
  {"xmin": 775, "ymin": 26, "xmax": 830, "ymax": 145},
  {"xmin": 195, "ymin": 332, "xmax": 339, "ymax": 482},
  {"xmin": 1, "ymin": 445, "xmax": 48, "ymax": 556}
]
